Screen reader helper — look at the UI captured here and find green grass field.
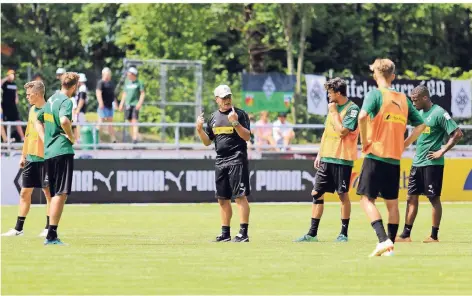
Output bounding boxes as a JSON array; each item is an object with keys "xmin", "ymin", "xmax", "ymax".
[{"xmin": 2, "ymin": 203, "xmax": 471, "ymax": 295}]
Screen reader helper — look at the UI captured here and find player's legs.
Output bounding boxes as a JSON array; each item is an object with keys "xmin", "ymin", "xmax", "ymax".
[
  {"xmin": 234, "ymin": 196, "xmax": 250, "ymax": 242},
  {"xmin": 423, "ymin": 166, "xmax": 444, "ymax": 243},
  {"xmin": 214, "ymin": 166, "xmax": 232, "ymax": 241},
  {"xmin": 44, "ymin": 155, "xmax": 73, "ymax": 245},
  {"xmin": 425, "ymin": 196, "xmax": 441, "ymax": 242},
  {"xmin": 38, "ymin": 161, "xmax": 52, "ymax": 237},
  {"xmin": 295, "ymin": 162, "xmax": 334, "ymax": 242},
  {"xmin": 357, "ymin": 158, "xmax": 393, "ymax": 256},
  {"xmin": 398, "ymin": 166, "xmax": 423, "ymax": 241},
  {"xmin": 397, "ymin": 195, "xmax": 419, "ymax": 242},
  {"xmin": 384, "ymin": 198, "xmax": 400, "ymax": 243},
  {"xmin": 335, "ymin": 164, "xmax": 352, "ymax": 241},
  {"xmin": 218, "ymin": 199, "xmax": 232, "ymax": 228},
  {"xmin": 1, "ymin": 188, "xmax": 33, "ymax": 236},
  {"xmin": 228, "ymin": 163, "xmax": 251, "ymax": 242},
  {"xmin": 37, "ymin": 187, "xmax": 52, "ymax": 237},
  {"xmin": 49, "ymin": 193, "xmax": 67, "ymax": 226},
  {"xmin": 3, "ymin": 160, "xmax": 43, "ymax": 236},
  {"xmin": 18, "ymin": 188, "xmax": 33, "ymax": 221},
  {"xmin": 379, "ymin": 162, "xmax": 401, "ymax": 245},
  {"xmin": 337, "ymin": 192, "xmax": 350, "ymax": 241}
]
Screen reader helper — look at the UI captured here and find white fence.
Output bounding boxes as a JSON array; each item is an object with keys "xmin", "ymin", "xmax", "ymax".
[{"xmin": 1, "ymin": 121, "xmax": 472, "ymax": 153}]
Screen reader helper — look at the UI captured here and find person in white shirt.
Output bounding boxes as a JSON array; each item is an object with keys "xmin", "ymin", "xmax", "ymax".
[
  {"xmin": 72, "ymin": 73, "xmax": 88, "ymax": 143},
  {"xmin": 272, "ymin": 112, "xmax": 295, "ymax": 151},
  {"xmin": 254, "ymin": 111, "xmax": 277, "ymax": 151}
]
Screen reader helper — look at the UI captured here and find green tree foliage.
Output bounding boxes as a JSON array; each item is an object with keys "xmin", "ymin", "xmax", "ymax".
[{"xmin": 1, "ymin": 3, "xmax": 471, "ymax": 143}]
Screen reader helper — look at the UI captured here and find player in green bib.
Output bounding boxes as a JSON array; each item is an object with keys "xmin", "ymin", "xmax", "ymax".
[
  {"xmin": 37, "ymin": 72, "xmax": 79, "ymax": 245},
  {"xmin": 2, "ymin": 81, "xmax": 51, "ymax": 238},
  {"xmin": 397, "ymin": 85, "xmax": 463, "ymax": 243}
]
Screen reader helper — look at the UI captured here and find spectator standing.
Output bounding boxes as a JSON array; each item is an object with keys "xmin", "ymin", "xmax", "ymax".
[
  {"xmin": 1, "ymin": 69, "xmax": 24, "ymax": 141},
  {"xmin": 96, "ymin": 67, "xmax": 117, "ymax": 143}
]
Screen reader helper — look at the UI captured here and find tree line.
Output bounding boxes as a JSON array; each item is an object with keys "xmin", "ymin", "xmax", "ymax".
[{"xmin": 2, "ymin": 3, "xmax": 471, "ymax": 142}]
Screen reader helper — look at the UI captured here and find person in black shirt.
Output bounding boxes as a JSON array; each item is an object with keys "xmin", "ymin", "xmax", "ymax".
[
  {"xmin": 1, "ymin": 69, "xmax": 24, "ymax": 141},
  {"xmin": 196, "ymin": 84, "xmax": 252, "ymax": 243},
  {"xmin": 96, "ymin": 67, "xmax": 117, "ymax": 142}
]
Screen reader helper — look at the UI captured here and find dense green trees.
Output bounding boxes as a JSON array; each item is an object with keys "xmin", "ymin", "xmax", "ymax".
[{"xmin": 2, "ymin": 3, "xmax": 471, "ymax": 134}]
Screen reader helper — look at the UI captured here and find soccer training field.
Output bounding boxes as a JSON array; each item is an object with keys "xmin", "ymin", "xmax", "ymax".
[{"xmin": 2, "ymin": 202, "xmax": 471, "ymax": 295}]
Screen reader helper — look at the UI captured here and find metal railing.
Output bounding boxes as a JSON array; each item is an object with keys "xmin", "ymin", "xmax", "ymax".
[{"xmin": 1, "ymin": 121, "xmax": 472, "ymax": 154}]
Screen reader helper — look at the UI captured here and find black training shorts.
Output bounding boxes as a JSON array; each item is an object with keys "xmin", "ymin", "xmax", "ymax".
[
  {"xmin": 313, "ymin": 161, "xmax": 352, "ymax": 195},
  {"xmin": 46, "ymin": 154, "xmax": 74, "ymax": 196},
  {"xmin": 215, "ymin": 162, "xmax": 250, "ymax": 200},
  {"xmin": 22, "ymin": 160, "xmax": 48, "ymax": 188},
  {"xmin": 125, "ymin": 106, "xmax": 140, "ymax": 121},
  {"xmin": 356, "ymin": 157, "xmax": 400, "ymax": 200},
  {"xmin": 407, "ymin": 165, "xmax": 444, "ymax": 198}
]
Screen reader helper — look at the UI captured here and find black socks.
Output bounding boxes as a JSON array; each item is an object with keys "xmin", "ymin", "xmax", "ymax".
[
  {"xmin": 46, "ymin": 225, "xmax": 58, "ymax": 240},
  {"xmin": 371, "ymin": 219, "xmax": 388, "ymax": 243},
  {"xmin": 308, "ymin": 218, "xmax": 320, "ymax": 237},
  {"xmin": 340, "ymin": 219, "xmax": 350, "ymax": 237},
  {"xmin": 15, "ymin": 216, "xmax": 26, "ymax": 232}
]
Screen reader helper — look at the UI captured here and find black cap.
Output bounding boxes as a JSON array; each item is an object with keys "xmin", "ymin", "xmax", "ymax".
[{"xmin": 278, "ymin": 112, "xmax": 288, "ymax": 117}]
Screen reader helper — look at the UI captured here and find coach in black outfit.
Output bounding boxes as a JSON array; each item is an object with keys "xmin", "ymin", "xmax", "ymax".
[{"xmin": 196, "ymin": 84, "xmax": 252, "ymax": 243}]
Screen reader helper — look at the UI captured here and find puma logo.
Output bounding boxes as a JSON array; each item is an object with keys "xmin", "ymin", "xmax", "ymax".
[
  {"xmin": 165, "ymin": 171, "xmax": 184, "ymax": 191},
  {"xmin": 94, "ymin": 171, "xmax": 114, "ymax": 191},
  {"xmin": 302, "ymin": 171, "xmax": 316, "ymax": 186},
  {"xmin": 392, "ymin": 101, "xmax": 402, "ymax": 110}
]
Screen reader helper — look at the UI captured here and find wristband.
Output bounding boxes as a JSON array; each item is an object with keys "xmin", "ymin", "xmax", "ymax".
[{"xmin": 231, "ymin": 121, "xmax": 240, "ymax": 127}]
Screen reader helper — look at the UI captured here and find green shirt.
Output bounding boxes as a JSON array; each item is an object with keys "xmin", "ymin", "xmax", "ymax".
[
  {"xmin": 413, "ymin": 104, "xmax": 458, "ymax": 167},
  {"xmin": 321, "ymin": 100, "xmax": 360, "ymax": 167},
  {"xmin": 26, "ymin": 106, "xmax": 44, "ymax": 162},
  {"xmin": 361, "ymin": 87, "xmax": 424, "ymax": 165},
  {"xmin": 37, "ymin": 93, "xmax": 75, "ymax": 159},
  {"xmin": 124, "ymin": 79, "xmax": 144, "ymax": 106}
]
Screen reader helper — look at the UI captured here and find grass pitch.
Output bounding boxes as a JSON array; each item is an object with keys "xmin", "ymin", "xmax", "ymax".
[{"xmin": 1, "ymin": 203, "xmax": 471, "ymax": 295}]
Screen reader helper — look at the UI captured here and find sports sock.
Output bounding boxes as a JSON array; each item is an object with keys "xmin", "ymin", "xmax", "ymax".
[
  {"xmin": 371, "ymin": 219, "xmax": 388, "ymax": 243},
  {"xmin": 308, "ymin": 218, "xmax": 320, "ymax": 237},
  {"xmin": 400, "ymin": 224, "xmax": 413, "ymax": 238},
  {"xmin": 45, "ymin": 216, "xmax": 50, "ymax": 229},
  {"xmin": 46, "ymin": 225, "xmax": 58, "ymax": 240},
  {"xmin": 222, "ymin": 226, "xmax": 230, "ymax": 237},
  {"xmin": 387, "ymin": 223, "xmax": 399, "ymax": 243},
  {"xmin": 340, "ymin": 219, "xmax": 350, "ymax": 236},
  {"xmin": 15, "ymin": 216, "xmax": 26, "ymax": 232},
  {"xmin": 431, "ymin": 226, "xmax": 439, "ymax": 240},
  {"xmin": 239, "ymin": 224, "xmax": 248, "ymax": 236}
]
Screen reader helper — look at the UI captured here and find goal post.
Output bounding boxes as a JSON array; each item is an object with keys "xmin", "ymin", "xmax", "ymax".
[{"xmin": 118, "ymin": 58, "xmax": 203, "ymax": 142}]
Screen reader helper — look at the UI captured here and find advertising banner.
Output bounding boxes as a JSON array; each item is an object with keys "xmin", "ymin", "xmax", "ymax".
[{"xmin": 4, "ymin": 158, "xmax": 472, "ymax": 204}]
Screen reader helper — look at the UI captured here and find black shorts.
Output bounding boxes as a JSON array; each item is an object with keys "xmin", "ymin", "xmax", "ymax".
[
  {"xmin": 125, "ymin": 106, "xmax": 139, "ymax": 121},
  {"xmin": 408, "ymin": 165, "xmax": 444, "ymax": 198},
  {"xmin": 313, "ymin": 161, "xmax": 352, "ymax": 195},
  {"xmin": 356, "ymin": 157, "xmax": 400, "ymax": 200},
  {"xmin": 46, "ymin": 154, "xmax": 74, "ymax": 196},
  {"xmin": 215, "ymin": 162, "xmax": 250, "ymax": 200},
  {"xmin": 2, "ymin": 106, "xmax": 20, "ymax": 121},
  {"xmin": 22, "ymin": 161, "xmax": 48, "ymax": 188}
]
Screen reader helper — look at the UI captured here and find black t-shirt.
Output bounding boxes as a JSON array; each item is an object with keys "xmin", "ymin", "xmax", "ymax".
[
  {"xmin": 205, "ymin": 107, "xmax": 251, "ymax": 166},
  {"xmin": 96, "ymin": 79, "xmax": 115, "ymax": 108},
  {"xmin": 1, "ymin": 81, "xmax": 17, "ymax": 107}
]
